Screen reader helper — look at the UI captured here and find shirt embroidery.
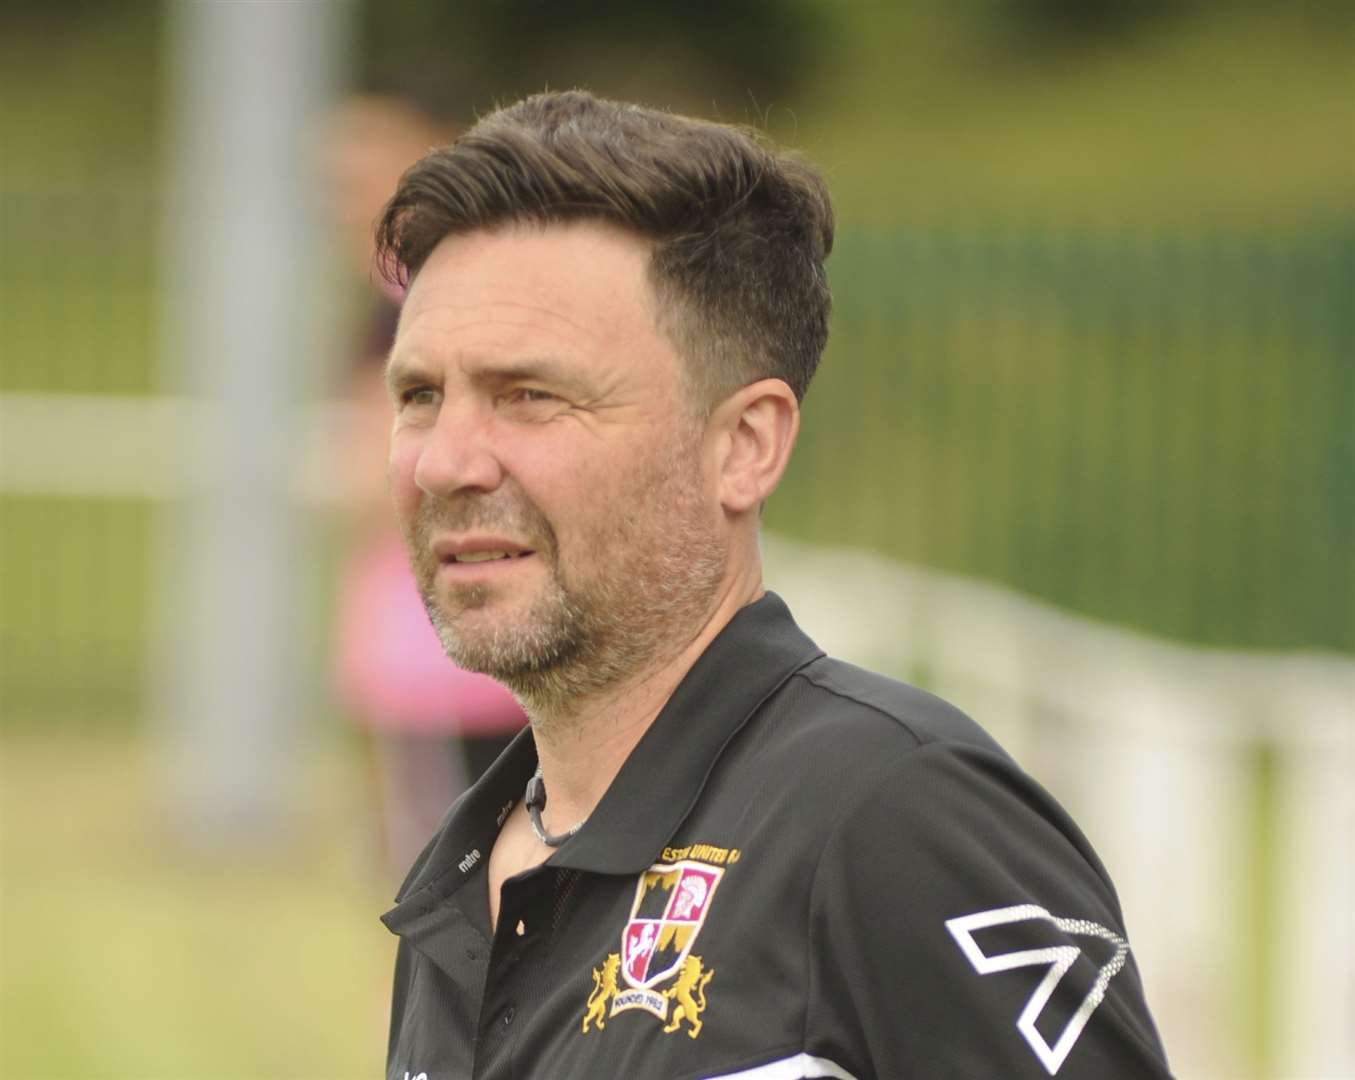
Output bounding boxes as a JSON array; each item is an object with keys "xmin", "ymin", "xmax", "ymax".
[{"xmin": 581, "ymin": 857, "xmax": 726, "ymax": 1038}]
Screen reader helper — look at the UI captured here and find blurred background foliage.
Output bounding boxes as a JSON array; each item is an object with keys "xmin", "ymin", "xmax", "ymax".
[
  {"xmin": 2, "ymin": 0, "xmax": 1351, "ymax": 726},
  {"xmin": 1, "ymin": 2, "xmax": 1351, "ymax": 1077}
]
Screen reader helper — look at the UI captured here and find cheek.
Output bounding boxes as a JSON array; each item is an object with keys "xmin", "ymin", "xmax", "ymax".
[{"xmin": 386, "ymin": 433, "xmax": 423, "ymax": 519}]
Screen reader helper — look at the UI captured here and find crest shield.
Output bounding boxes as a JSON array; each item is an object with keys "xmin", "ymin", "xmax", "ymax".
[{"xmin": 619, "ymin": 860, "xmax": 723, "ymax": 989}]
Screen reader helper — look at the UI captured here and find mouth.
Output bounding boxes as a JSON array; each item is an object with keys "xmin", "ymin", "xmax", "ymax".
[
  {"xmin": 431, "ymin": 536, "xmax": 539, "ymax": 579},
  {"xmin": 445, "ymin": 549, "xmax": 535, "ymax": 565}
]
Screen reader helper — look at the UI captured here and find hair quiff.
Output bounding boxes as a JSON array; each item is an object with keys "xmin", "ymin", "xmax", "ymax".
[{"xmin": 375, "ymin": 90, "xmax": 834, "ymax": 408}]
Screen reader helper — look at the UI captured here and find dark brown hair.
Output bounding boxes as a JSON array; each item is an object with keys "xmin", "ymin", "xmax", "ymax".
[{"xmin": 375, "ymin": 90, "xmax": 834, "ymax": 408}]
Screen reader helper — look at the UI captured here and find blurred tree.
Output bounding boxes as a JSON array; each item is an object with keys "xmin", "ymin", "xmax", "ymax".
[
  {"xmin": 354, "ymin": 0, "xmax": 831, "ymax": 123},
  {"xmin": 0, "ymin": 0, "xmax": 122, "ymax": 23},
  {"xmin": 978, "ymin": 0, "xmax": 1354, "ymax": 49},
  {"xmin": 994, "ymin": 0, "xmax": 1179, "ymax": 40}
]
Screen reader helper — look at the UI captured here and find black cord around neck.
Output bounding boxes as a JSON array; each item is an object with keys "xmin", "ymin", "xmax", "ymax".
[{"xmin": 524, "ymin": 767, "xmax": 585, "ymax": 847}]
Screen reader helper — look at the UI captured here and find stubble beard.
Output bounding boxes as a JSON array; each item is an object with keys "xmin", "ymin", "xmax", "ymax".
[{"xmin": 405, "ymin": 428, "xmax": 727, "ymax": 725}]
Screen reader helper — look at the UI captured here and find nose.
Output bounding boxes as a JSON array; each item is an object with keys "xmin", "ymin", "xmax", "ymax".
[{"xmin": 412, "ymin": 401, "xmax": 506, "ymax": 497}]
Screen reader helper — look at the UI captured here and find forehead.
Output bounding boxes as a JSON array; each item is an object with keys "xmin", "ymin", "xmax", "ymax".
[{"xmin": 394, "ymin": 221, "xmax": 663, "ymax": 364}]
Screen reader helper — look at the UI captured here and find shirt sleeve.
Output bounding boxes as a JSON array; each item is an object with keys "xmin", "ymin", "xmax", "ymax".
[{"xmin": 804, "ymin": 740, "xmax": 1173, "ymax": 1079}]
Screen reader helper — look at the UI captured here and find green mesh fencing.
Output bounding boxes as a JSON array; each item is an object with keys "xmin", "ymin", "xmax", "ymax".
[
  {"xmin": 2, "ymin": 199, "xmax": 1353, "ymax": 725},
  {"xmin": 773, "ymin": 222, "xmax": 1355, "ymax": 653}
]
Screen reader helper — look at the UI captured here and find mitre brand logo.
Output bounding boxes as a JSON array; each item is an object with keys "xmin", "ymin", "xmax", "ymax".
[{"xmin": 457, "ymin": 848, "xmax": 481, "ymax": 873}]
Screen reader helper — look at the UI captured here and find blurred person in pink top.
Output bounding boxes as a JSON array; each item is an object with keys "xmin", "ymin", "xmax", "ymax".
[{"xmin": 323, "ymin": 91, "xmax": 527, "ymax": 880}]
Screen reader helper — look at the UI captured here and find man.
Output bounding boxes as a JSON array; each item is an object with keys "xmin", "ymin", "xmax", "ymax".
[{"xmin": 377, "ymin": 90, "xmax": 1172, "ymax": 1079}]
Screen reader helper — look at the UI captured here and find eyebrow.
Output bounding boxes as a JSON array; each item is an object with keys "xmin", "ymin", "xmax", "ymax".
[
  {"xmin": 384, "ymin": 353, "xmax": 435, "ymax": 395},
  {"xmin": 481, "ymin": 358, "xmax": 583, "ymax": 389},
  {"xmin": 385, "ymin": 354, "xmax": 592, "ymax": 396}
]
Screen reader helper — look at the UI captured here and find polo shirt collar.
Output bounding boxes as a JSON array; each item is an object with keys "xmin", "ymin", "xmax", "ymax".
[
  {"xmin": 551, "ymin": 590, "xmax": 822, "ymax": 874},
  {"xmin": 388, "ymin": 590, "xmax": 822, "ymax": 911}
]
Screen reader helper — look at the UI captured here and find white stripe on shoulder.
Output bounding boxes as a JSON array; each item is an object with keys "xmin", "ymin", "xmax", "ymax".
[{"xmin": 701, "ymin": 1053, "xmax": 859, "ymax": 1080}]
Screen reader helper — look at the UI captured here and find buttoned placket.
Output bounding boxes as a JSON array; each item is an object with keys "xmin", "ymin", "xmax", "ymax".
[{"xmin": 472, "ymin": 865, "xmax": 557, "ymax": 1080}]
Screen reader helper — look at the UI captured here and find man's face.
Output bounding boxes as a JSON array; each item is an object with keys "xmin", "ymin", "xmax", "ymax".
[{"xmin": 386, "ymin": 221, "xmax": 728, "ymax": 711}]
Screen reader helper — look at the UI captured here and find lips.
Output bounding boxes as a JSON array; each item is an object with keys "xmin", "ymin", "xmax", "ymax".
[
  {"xmin": 447, "ymin": 550, "xmax": 533, "ymax": 564},
  {"xmin": 431, "ymin": 535, "xmax": 537, "ymax": 567}
]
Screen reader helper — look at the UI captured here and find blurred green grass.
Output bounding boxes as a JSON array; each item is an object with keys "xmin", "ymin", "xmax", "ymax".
[
  {"xmin": 0, "ymin": 730, "xmax": 393, "ymax": 1079},
  {"xmin": 1, "ymin": 498, "xmax": 155, "ymax": 727},
  {"xmin": 0, "ymin": 191, "xmax": 159, "ymax": 395}
]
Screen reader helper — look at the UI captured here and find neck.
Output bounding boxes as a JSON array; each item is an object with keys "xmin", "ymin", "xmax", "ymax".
[{"xmin": 526, "ymin": 565, "xmax": 763, "ymax": 833}]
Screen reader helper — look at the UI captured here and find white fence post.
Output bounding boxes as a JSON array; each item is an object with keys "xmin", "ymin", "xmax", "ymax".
[{"xmin": 150, "ymin": 0, "xmax": 346, "ymax": 841}]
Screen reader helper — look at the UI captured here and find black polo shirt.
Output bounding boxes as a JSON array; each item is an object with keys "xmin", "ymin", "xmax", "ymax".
[{"xmin": 382, "ymin": 593, "xmax": 1172, "ymax": 1079}]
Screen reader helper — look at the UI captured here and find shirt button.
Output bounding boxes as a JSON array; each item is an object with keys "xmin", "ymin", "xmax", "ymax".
[
  {"xmin": 502, "ymin": 1006, "xmax": 517, "ymax": 1027},
  {"xmin": 515, "ymin": 919, "xmax": 526, "ymax": 937}
]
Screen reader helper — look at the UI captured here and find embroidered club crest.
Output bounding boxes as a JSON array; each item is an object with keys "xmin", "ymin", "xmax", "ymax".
[
  {"xmin": 581, "ymin": 858, "xmax": 724, "ymax": 1037},
  {"xmin": 621, "ymin": 861, "xmax": 722, "ymax": 988}
]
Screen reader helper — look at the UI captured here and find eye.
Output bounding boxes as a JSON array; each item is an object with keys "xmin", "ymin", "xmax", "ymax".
[
  {"xmin": 401, "ymin": 386, "xmax": 441, "ymax": 408},
  {"xmin": 509, "ymin": 387, "xmax": 558, "ymax": 405}
]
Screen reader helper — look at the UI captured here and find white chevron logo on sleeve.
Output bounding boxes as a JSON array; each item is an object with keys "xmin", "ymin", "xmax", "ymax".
[{"xmin": 945, "ymin": 904, "xmax": 1130, "ymax": 1076}]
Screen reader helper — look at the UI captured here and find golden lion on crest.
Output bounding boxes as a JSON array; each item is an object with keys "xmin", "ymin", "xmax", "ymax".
[
  {"xmin": 580, "ymin": 952, "xmax": 715, "ymax": 1038},
  {"xmin": 662, "ymin": 956, "xmax": 714, "ymax": 1038},
  {"xmin": 581, "ymin": 953, "xmax": 621, "ymax": 1033}
]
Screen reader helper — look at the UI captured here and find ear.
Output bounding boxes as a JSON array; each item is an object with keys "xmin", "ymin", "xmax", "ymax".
[{"xmin": 711, "ymin": 378, "xmax": 800, "ymax": 515}]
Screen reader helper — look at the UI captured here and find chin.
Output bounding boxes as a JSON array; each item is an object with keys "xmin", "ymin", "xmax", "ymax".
[
  {"xmin": 440, "ymin": 599, "xmax": 535, "ymax": 651},
  {"xmin": 439, "ymin": 600, "xmax": 511, "ymax": 640},
  {"xmin": 431, "ymin": 619, "xmax": 502, "ymax": 675}
]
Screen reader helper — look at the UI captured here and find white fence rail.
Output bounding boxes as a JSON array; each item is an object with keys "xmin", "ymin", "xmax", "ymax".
[{"xmin": 0, "ymin": 392, "xmax": 350, "ymax": 502}]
